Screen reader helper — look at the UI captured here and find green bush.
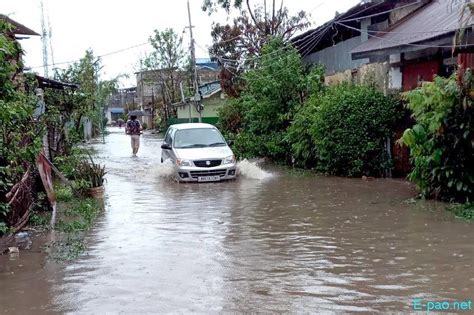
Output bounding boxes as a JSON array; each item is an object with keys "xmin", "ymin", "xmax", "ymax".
[
  {"xmin": 310, "ymin": 83, "xmax": 399, "ymax": 177},
  {"xmin": 1, "ymin": 20, "xmax": 44, "ymax": 233},
  {"xmin": 54, "ymin": 147, "xmax": 92, "ymax": 179},
  {"xmin": 400, "ymin": 72, "xmax": 473, "ymax": 202},
  {"xmin": 219, "ymin": 38, "xmax": 323, "ymax": 162},
  {"xmin": 75, "ymin": 155, "xmax": 107, "ymax": 188},
  {"xmin": 287, "ymin": 97, "xmax": 320, "ymax": 168},
  {"xmin": 217, "ymin": 99, "xmax": 245, "ymax": 138}
]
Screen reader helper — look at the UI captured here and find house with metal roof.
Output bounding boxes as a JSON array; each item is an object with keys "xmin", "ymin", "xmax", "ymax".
[
  {"xmin": 0, "ymin": 14, "xmax": 39, "ymax": 38},
  {"xmin": 292, "ymin": 0, "xmax": 428, "ymax": 89},
  {"xmin": 196, "ymin": 59, "xmax": 220, "ymax": 84},
  {"xmin": 106, "ymin": 87, "xmax": 137, "ymax": 123},
  {"xmin": 171, "ymin": 80, "xmax": 225, "ymax": 125},
  {"xmin": 351, "ymin": 0, "xmax": 474, "ymax": 91},
  {"xmin": 292, "ymin": 0, "xmax": 473, "ymax": 91},
  {"xmin": 292, "ymin": 0, "xmax": 474, "ymax": 176}
]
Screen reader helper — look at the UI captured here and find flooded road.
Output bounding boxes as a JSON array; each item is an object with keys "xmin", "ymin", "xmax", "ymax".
[{"xmin": 1, "ymin": 127, "xmax": 473, "ymax": 313}]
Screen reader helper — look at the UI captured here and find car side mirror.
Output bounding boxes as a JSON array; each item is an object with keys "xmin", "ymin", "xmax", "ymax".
[
  {"xmin": 161, "ymin": 143, "xmax": 171, "ymax": 150},
  {"xmin": 227, "ymin": 140, "xmax": 234, "ymax": 146}
]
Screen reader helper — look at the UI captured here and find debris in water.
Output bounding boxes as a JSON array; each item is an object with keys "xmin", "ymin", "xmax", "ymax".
[{"xmin": 8, "ymin": 247, "xmax": 19, "ymax": 254}]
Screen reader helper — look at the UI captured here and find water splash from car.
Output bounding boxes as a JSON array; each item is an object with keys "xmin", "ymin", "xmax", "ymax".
[
  {"xmin": 237, "ymin": 159, "xmax": 273, "ymax": 180},
  {"xmin": 153, "ymin": 159, "xmax": 175, "ymax": 178}
]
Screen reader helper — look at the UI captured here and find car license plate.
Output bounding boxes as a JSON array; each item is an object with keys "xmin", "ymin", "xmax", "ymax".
[{"xmin": 198, "ymin": 175, "xmax": 221, "ymax": 182}]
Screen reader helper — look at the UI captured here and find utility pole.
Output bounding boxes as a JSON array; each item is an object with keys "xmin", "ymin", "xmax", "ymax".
[
  {"xmin": 187, "ymin": 0, "xmax": 202, "ymax": 123},
  {"xmin": 40, "ymin": 0, "xmax": 49, "ymax": 77}
]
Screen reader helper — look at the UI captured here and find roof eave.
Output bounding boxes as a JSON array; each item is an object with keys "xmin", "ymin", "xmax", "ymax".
[
  {"xmin": 0, "ymin": 14, "xmax": 40, "ymax": 36},
  {"xmin": 351, "ymin": 31, "xmax": 458, "ymax": 60}
]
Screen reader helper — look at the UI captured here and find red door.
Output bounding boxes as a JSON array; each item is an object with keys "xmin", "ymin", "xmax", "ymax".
[{"xmin": 402, "ymin": 59, "xmax": 439, "ymax": 91}]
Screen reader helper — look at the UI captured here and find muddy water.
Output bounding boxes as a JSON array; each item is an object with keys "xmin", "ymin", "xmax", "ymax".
[{"xmin": 1, "ymin": 127, "xmax": 473, "ymax": 313}]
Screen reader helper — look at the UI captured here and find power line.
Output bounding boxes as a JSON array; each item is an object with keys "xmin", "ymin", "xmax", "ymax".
[
  {"xmin": 220, "ymin": 38, "xmax": 325, "ymax": 83},
  {"xmin": 29, "ymin": 41, "xmax": 149, "ymax": 70},
  {"xmin": 337, "ymin": 1, "xmax": 423, "ymax": 23}
]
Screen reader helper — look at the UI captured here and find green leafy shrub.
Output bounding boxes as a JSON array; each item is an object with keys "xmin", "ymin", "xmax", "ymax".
[
  {"xmin": 0, "ymin": 222, "xmax": 8, "ymax": 235},
  {"xmin": 220, "ymin": 38, "xmax": 323, "ymax": 162},
  {"xmin": 286, "ymin": 92, "xmax": 322, "ymax": 168},
  {"xmin": 311, "ymin": 83, "xmax": 399, "ymax": 177},
  {"xmin": 75, "ymin": 155, "xmax": 107, "ymax": 188},
  {"xmin": 217, "ymin": 99, "xmax": 245, "ymax": 139},
  {"xmin": 1, "ymin": 20, "xmax": 44, "ymax": 233},
  {"xmin": 400, "ymin": 72, "xmax": 473, "ymax": 202},
  {"xmin": 54, "ymin": 147, "xmax": 95, "ymax": 179}
]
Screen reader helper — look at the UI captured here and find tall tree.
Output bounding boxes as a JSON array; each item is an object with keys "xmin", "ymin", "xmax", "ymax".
[
  {"xmin": 141, "ymin": 28, "xmax": 187, "ymax": 121},
  {"xmin": 202, "ymin": 0, "xmax": 310, "ymax": 96},
  {"xmin": 47, "ymin": 49, "xmax": 117, "ymax": 138}
]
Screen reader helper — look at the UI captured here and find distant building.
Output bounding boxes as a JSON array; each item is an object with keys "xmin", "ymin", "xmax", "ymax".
[
  {"xmin": 135, "ymin": 60, "xmax": 221, "ymax": 127},
  {"xmin": 171, "ymin": 80, "xmax": 225, "ymax": 125},
  {"xmin": 135, "ymin": 69, "xmax": 174, "ymax": 127},
  {"xmin": 196, "ymin": 58, "xmax": 219, "ymax": 85},
  {"xmin": 106, "ymin": 87, "xmax": 137, "ymax": 123}
]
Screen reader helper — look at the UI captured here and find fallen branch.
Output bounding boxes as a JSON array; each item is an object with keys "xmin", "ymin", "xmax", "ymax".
[{"xmin": 39, "ymin": 152, "xmax": 72, "ymax": 186}]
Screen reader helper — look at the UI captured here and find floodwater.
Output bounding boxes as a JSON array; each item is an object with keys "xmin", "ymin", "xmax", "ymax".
[{"xmin": 1, "ymin": 127, "xmax": 473, "ymax": 314}]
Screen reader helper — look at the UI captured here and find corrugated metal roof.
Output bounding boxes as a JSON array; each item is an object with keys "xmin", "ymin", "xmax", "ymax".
[
  {"xmin": 172, "ymin": 81, "xmax": 222, "ymax": 107},
  {"xmin": 196, "ymin": 60, "xmax": 219, "ymax": 70},
  {"xmin": 291, "ymin": 0, "xmax": 406, "ymax": 56},
  {"xmin": 351, "ymin": 0, "xmax": 472, "ymax": 59},
  {"xmin": 0, "ymin": 14, "xmax": 39, "ymax": 36},
  {"xmin": 36, "ymin": 75, "xmax": 79, "ymax": 90},
  {"xmin": 199, "ymin": 81, "xmax": 221, "ymax": 98}
]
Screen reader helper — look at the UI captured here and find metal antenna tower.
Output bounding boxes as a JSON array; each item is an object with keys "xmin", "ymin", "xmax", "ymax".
[
  {"xmin": 40, "ymin": 0, "xmax": 49, "ymax": 77},
  {"xmin": 48, "ymin": 13, "xmax": 55, "ymax": 69}
]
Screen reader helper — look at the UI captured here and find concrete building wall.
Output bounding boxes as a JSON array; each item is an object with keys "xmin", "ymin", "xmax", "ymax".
[
  {"xmin": 325, "ymin": 62, "xmax": 393, "ymax": 94},
  {"xmin": 176, "ymin": 93, "xmax": 225, "ymax": 121}
]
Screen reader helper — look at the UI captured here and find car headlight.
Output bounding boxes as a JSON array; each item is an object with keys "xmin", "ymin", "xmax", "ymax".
[
  {"xmin": 176, "ymin": 159, "xmax": 192, "ymax": 167},
  {"xmin": 222, "ymin": 155, "xmax": 235, "ymax": 165}
]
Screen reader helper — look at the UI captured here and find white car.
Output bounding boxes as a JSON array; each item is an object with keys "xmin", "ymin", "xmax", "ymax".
[{"xmin": 161, "ymin": 123, "xmax": 237, "ymax": 182}]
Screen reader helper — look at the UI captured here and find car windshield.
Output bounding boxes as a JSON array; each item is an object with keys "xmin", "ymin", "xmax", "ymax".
[{"xmin": 173, "ymin": 128, "xmax": 227, "ymax": 149}]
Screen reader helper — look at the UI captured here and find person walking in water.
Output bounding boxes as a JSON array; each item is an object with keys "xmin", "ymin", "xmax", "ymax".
[{"xmin": 125, "ymin": 115, "xmax": 143, "ymax": 157}]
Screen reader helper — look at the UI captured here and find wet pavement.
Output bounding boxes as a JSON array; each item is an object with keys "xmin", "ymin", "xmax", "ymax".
[{"xmin": 1, "ymin": 127, "xmax": 473, "ymax": 313}]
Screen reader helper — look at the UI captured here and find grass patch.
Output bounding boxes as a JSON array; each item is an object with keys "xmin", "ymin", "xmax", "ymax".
[
  {"xmin": 29, "ymin": 211, "xmax": 51, "ymax": 227},
  {"xmin": 55, "ymin": 185, "xmax": 74, "ymax": 202},
  {"xmin": 50, "ymin": 196, "xmax": 101, "ymax": 262},
  {"xmin": 41, "ymin": 181, "xmax": 103, "ymax": 262},
  {"xmin": 49, "ymin": 237, "xmax": 86, "ymax": 261},
  {"xmin": 447, "ymin": 203, "xmax": 474, "ymax": 221},
  {"xmin": 57, "ymin": 198, "xmax": 100, "ymax": 233}
]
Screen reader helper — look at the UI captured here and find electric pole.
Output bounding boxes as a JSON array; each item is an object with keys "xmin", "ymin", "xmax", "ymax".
[{"xmin": 187, "ymin": 0, "xmax": 202, "ymax": 123}]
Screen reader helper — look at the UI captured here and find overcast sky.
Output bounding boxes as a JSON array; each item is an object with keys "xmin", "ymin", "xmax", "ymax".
[{"xmin": 2, "ymin": 0, "xmax": 359, "ymax": 87}]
